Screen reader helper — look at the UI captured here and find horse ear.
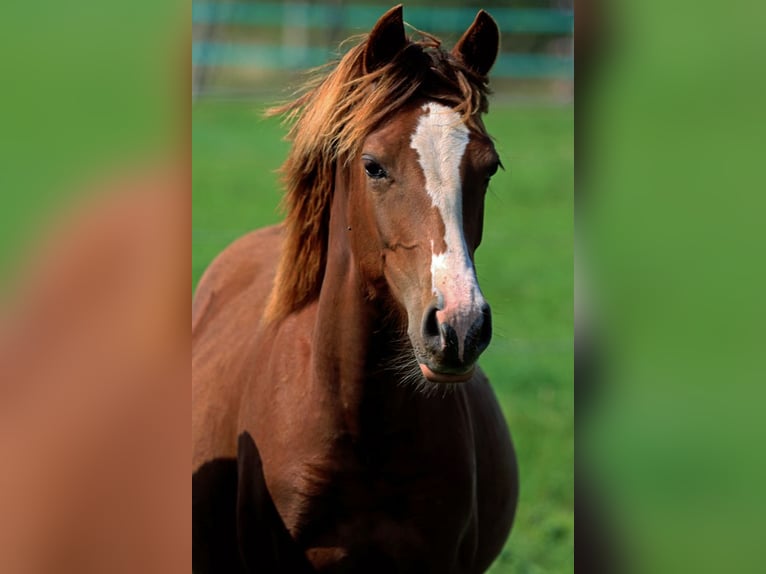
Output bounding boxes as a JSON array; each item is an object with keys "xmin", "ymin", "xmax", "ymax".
[
  {"xmin": 364, "ymin": 4, "xmax": 407, "ymax": 73},
  {"xmin": 452, "ymin": 10, "xmax": 500, "ymax": 77}
]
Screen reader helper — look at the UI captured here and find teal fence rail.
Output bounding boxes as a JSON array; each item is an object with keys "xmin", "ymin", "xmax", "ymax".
[
  {"xmin": 192, "ymin": 3, "xmax": 574, "ymax": 34},
  {"xmin": 192, "ymin": 2, "xmax": 573, "ymax": 90}
]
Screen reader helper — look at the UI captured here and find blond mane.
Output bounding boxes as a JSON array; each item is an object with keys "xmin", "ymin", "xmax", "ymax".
[{"xmin": 264, "ymin": 31, "xmax": 492, "ymax": 323}]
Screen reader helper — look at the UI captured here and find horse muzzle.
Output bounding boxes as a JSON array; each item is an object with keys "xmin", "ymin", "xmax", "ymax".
[{"xmin": 416, "ymin": 301, "xmax": 492, "ymax": 383}]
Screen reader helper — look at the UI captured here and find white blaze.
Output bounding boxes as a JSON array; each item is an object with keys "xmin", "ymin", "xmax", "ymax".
[{"xmin": 410, "ymin": 102, "xmax": 485, "ymax": 358}]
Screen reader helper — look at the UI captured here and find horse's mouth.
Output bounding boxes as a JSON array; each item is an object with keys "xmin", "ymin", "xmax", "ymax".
[{"xmin": 419, "ymin": 363, "xmax": 475, "ymax": 383}]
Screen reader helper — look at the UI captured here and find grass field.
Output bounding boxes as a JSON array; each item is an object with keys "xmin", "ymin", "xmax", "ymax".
[{"xmin": 193, "ymin": 99, "xmax": 573, "ymax": 573}]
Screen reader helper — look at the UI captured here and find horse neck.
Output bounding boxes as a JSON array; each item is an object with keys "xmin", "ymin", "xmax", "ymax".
[{"xmin": 309, "ymin": 169, "xmax": 405, "ymax": 432}]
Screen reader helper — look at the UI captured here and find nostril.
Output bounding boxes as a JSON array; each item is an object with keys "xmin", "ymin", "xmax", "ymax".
[
  {"xmin": 477, "ymin": 303, "xmax": 493, "ymax": 352},
  {"xmin": 480, "ymin": 303, "xmax": 492, "ymax": 326},
  {"xmin": 422, "ymin": 304, "xmax": 440, "ymax": 340}
]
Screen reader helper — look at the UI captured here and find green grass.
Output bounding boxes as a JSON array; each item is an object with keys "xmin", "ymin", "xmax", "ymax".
[{"xmin": 193, "ymin": 100, "xmax": 573, "ymax": 573}]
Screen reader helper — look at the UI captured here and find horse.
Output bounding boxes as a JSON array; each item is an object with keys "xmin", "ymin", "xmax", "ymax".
[{"xmin": 192, "ymin": 5, "xmax": 518, "ymax": 573}]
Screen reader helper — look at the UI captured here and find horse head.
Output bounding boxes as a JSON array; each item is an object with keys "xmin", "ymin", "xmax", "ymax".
[
  {"xmin": 346, "ymin": 6, "xmax": 501, "ymax": 383},
  {"xmin": 269, "ymin": 5, "xmax": 501, "ymax": 385}
]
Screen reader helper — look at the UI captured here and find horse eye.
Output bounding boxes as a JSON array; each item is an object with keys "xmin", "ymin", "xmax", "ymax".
[{"xmin": 363, "ymin": 158, "xmax": 387, "ymax": 180}]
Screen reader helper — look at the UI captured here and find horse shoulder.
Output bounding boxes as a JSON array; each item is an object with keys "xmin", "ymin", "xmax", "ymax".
[
  {"xmin": 193, "ymin": 225, "xmax": 283, "ymax": 335},
  {"xmin": 193, "ymin": 224, "xmax": 283, "ymax": 469},
  {"xmin": 465, "ymin": 370, "xmax": 519, "ymax": 571}
]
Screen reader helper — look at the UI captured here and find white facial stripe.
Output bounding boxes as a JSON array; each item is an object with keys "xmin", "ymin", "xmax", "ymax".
[{"xmin": 411, "ymin": 102, "xmax": 485, "ymax": 359}]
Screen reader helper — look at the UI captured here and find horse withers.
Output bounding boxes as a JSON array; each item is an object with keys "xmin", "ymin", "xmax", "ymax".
[{"xmin": 193, "ymin": 5, "xmax": 518, "ymax": 572}]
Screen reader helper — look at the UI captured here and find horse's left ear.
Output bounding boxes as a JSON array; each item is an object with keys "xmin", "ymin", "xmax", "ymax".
[
  {"xmin": 452, "ymin": 10, "xmax": 500, "ymax": 77},
  {"xmin": 364, "ymin": 4, "xmax": 408, "ymax": 73}
]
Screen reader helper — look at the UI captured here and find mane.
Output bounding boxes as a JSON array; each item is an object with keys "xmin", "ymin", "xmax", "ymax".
[{"xmin": 264, "ymin": 31, "xmax": 492, "ymax": 323}]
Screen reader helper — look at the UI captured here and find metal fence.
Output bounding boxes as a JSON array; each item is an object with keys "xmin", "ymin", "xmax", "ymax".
[{"xmin": 192, "ymin": 1, "xmax": 573, "ymax": 98}]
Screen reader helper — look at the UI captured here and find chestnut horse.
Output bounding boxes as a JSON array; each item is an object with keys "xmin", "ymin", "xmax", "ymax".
[{"xmin": 193, "ymin": 6, "xmax": 518, "ymax": 573}]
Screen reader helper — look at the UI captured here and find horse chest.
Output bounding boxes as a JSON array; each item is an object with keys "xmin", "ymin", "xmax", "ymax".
[{"xmin": 274, "ymin": 430, "xmax": 480, "ymax": 572}]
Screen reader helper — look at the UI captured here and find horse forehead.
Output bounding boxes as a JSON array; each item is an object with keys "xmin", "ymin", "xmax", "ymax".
[
  {"xmin": 365, "ymin": 103, "xmax": 474, "ymax": 164},
  {"xmin": 409, "ymin": 102, "xmax": 470, "ymax": 200},
  {"xmin": 410, "ymin": 102, "xmax": 469, "ymax": 151}
]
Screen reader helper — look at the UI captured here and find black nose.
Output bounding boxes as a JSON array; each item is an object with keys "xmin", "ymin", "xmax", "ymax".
[{"xmin": 421, "ymin": 303, "xmax": 492, "ymax": 371}]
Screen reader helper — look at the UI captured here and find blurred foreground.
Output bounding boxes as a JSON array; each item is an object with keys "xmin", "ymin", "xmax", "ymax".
[
  {"xmin": 0, "ymin": 1, "xmax": 190, "ymax": 572},
  {"xmin": 0, "ymin": 168, "xmax": 190, "ymax": 572},
  {"xmin": 578, "ymin": 0, "xmax": 766, "ymax": 572}
]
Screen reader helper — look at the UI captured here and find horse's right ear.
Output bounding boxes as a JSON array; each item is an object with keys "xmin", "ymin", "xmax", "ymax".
[{"xmin": 364, "ymin": 5, "xmax": 407, "ymax": 73}]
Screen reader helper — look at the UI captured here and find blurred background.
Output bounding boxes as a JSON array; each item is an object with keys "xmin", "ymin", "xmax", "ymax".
[
  {"xmin": 192, "ymin": 0, "xmax": 573, "ymax": 101},
  {"xmin": 193, "ymin": 2, "xmax": 573, "ymax": 573}
]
